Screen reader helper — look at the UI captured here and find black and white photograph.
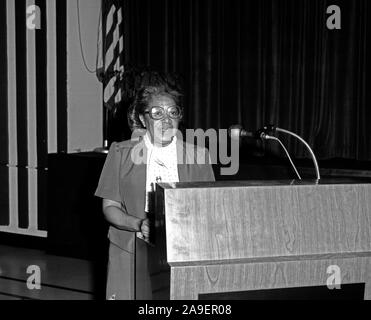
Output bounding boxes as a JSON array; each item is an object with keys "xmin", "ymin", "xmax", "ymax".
[{"xmin": 0, "ymin": 0, "xmax": 370, "ymax": 307}]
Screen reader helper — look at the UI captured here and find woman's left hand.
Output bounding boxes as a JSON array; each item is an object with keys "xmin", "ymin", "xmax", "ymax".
[{"xmin": 140, "ymin": 218, "xmax": 150, "ymax": 240}]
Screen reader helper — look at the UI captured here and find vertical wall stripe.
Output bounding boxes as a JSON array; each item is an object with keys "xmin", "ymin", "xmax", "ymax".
[
  {"xmin": 6, "ymin": 0, "xmax": 17, "ymax": 168},
  {"xmin": 0, "ymin": 0, "xmax": 8, "ymax": 165},
  {"xmin": 15, "ymin": 0, "xmax": 29, "ymax": 229},
  {"xmin": 26, "ymin": 0, "xmax": 37, "ymax": 169},
  {"xmin": 35, "ymin": 0, "xmax": 48, "ymax": 168},
  {"xmin": 47, "ymin": 0, "xmax": 58, "ymax": 154},
  {"xmin": 0, "ymin": 0, "xmax": 9, "ymax": 226},
  {"xmin": 56, "ymin": 0, "xmax": 68, "ymax": 153},
  {"xmin": 35, "ymin": 0, "xmax": 48, "ymax": 231},
  {"xmin": 6, "ymin": 0, "xmax": 18, "ymax": 230},
  {"xmin": 37, "ymin": 169, "xmax": 47, "ymax": 231},
  {"xmin": 15, "ymin": 0, "xmax": 28, "ymax": 167},
  {"xmin": 28, "ymin": 168, "xmax": 38, "ymax": 231},
  {"xmin": 8, "ymin": 167, "xmax": 19, "ymax": 230},
  {"xmin": 26, "ymin": 0, "xmax": 38, "ymax": 231},
  {"xmin": 17, "ymin": 169, "xmax": 29, "ymax": 229}
]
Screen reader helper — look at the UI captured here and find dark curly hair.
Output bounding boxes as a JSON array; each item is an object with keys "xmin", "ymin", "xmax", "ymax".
[{"xmin": 127, "ymin": 69, "xmax": 184, "ymax": 131}]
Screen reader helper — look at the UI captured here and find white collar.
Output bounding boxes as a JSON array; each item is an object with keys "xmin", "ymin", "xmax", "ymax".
[{"xmin": 143, "ymin": 131, "xmax": 177, "ymax": 152}]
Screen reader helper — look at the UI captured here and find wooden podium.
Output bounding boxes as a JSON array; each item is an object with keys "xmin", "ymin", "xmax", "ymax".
[{"xmin": 136, "ymin": 180, "xmax": 371, "ymax": 300}]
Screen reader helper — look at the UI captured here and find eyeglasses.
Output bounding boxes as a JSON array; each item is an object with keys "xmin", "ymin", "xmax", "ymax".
[{"xmin": 143, "ymin": 105, "xmax": 183, "ymax": 120}]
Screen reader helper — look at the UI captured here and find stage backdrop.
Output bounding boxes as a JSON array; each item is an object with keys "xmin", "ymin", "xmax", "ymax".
[{"xmin": 122, "ymin": 0, "xmax": 370, "ymax": 160}]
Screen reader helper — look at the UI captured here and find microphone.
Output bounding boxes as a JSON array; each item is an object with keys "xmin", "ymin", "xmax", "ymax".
[
  {"xmin": 228, "ymin": 124, "xmax": 276, "ymax": 140},
  {"xmin": 228, "ymin": 124, "xmax": 255, "ymax": 140},
  {"xmin": 228, "ymin": 124, "xmax": 321, "ymax": 180}
]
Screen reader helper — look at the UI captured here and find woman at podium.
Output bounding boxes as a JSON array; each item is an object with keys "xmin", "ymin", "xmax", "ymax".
[{"xmin": 95, "ymin": 71, "xmax": 215, "ymax": 300}]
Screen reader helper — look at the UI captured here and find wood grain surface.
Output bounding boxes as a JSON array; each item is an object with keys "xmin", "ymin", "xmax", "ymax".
[
  {"xmin": 170, "ymin": 256, "xmax": 371, "ymax": 299},
  {"xmin": 158, "ymin": 182, "xmax": 371, "ymax": 265}
]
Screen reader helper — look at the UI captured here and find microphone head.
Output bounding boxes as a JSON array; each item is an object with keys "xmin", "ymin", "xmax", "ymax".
[{"xmin": 228, "ymin": 124, "xmax": 243, "ymax": 140}]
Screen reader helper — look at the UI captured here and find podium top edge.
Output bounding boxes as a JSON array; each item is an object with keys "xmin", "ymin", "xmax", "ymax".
[{"xmin": 157, "ymin": 178, "xmax": 371, "ymax": 190}]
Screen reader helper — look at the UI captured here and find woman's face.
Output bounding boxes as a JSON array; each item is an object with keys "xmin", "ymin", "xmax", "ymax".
[{"xmin": 139, "ymin": 94, "xmax": 180, "ymax": 146}]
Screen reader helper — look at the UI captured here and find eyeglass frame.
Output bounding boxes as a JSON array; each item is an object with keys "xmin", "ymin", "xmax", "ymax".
[{"xmin": 143, "ymin": 105, "xmax": 183, "ymax": 120}]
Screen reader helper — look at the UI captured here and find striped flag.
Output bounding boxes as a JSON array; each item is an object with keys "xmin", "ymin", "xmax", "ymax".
[{"xmin": 97, "ymin": 0, "xmax": 125, "ymax": 112}]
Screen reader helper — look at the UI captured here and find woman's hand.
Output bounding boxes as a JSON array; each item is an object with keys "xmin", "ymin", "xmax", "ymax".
[
  {"xmin": 140, "ymin": 218, "xmax": 150, "ymax": 240},
  {"xmin": 102, "ymin": 199, "xmax": 143, "ymax": 232}
]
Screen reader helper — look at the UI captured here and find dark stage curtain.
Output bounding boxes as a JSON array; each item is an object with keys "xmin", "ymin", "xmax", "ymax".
[{"xmin": 122, "ymin": 0, "xmax": 371, "ymax": 160}]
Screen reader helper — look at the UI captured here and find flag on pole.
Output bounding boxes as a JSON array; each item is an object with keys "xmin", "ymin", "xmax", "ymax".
[{"xmin": 96, "ymin": 0, "xmax": 124, "ymax": 111}]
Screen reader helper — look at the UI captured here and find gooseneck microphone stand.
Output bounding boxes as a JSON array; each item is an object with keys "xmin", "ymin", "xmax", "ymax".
[
  {"xmin": 260, "ymin": 125, "xmax": 321, "ymax": 181},
  {"xmin": 260, "ymin": 133, "xmax": 302, "ymax": 180}
]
